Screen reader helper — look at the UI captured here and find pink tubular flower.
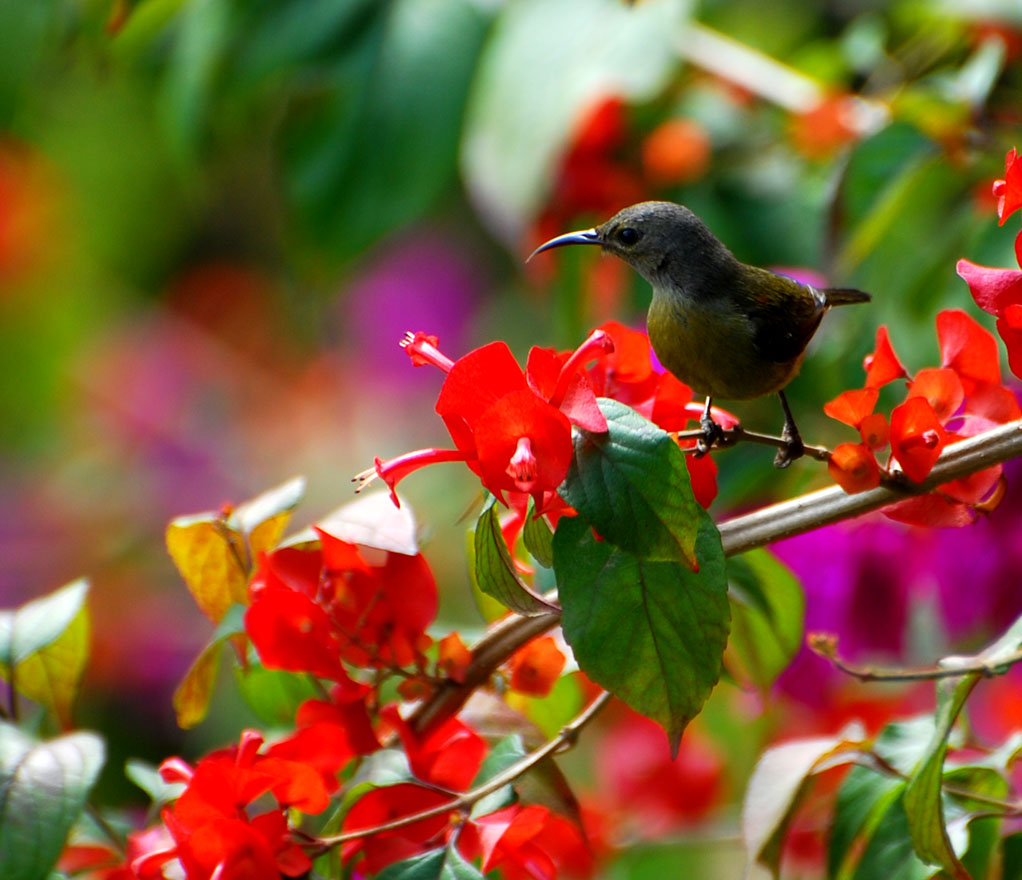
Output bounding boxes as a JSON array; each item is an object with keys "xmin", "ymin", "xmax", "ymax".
[{"xmin": 357, "ymin": 330, "xmax": 613, "ymax": 508}]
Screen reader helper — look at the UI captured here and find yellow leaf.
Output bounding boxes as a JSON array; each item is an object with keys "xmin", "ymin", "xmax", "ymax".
[
  {"xmin": 166, "ymin": 516, "xmax": 247, "ymax": 624},
  {"xmin": 173, "ymin": 641, "xmax": 222, "ymax": 729}
]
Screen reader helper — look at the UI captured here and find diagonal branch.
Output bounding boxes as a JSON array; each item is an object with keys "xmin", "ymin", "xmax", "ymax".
[{"xmin": 412, "ymin": 419, "xmax": 1022, "ymax": 735}]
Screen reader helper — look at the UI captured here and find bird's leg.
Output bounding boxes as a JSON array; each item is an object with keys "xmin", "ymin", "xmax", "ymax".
[
  {"xmin": 773, "ymin": 389, "xmax": 805, "ymax": 468},
  {"xmin": 696, "ymin": 395, "xmax": 725, "ymax": 456}
]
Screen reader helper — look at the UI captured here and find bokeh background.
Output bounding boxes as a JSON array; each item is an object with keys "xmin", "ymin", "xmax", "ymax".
[{"xmin": 3, "ymin": 0, "xmax": 1022, "ymax": 874}]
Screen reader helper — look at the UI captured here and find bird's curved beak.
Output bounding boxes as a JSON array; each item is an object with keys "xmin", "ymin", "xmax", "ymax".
[{"xmin": 526, "ymin": 228, "xmax": 601, "ymax": 262}]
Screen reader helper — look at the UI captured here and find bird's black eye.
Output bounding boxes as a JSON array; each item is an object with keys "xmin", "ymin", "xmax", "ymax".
[{"xmin": 617, "ymin": 227, "xmax": 640, "ymax": 246}]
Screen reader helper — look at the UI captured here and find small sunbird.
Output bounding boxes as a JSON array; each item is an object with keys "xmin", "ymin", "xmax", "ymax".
[{"xmin": 529, "ymin": 201, "xmax": 871, "ymax": 467}]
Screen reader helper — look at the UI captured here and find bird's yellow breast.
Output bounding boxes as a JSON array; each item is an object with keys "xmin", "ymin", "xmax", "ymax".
[{"xmin": 647, "ymin": 290, "xmax": 803, "ymax": 400}]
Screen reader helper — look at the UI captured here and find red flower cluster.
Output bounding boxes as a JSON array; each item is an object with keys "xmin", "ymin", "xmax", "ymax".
[
  {"xmin": 958, "ymin": 148, "xmax": 1022, "ymax": 378},
  {"xmin": 362, "ymin": 322, "xmax": 732, "ymax": 530},
  {"xmin": 131, "ymin": 729, "xmax": 349, "ymax": 880},
  {"xmin": 245, "ymin": 525, "xmax": 437, "ymax": 672},
  {"xmin": 824, "ymin": 311, "xmax": 1017, "ymax": 525}
]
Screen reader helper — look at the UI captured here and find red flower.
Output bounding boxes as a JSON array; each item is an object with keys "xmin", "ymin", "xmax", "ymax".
[
  {"xmin": 362, "ymin": 331, "xmax": 612, "ymax": 509},
  {"xmin": 858, "ymin": 412, "xmax": 889, "ymax": 450},
  {"xmin": 937, "ymin": 309, "xmax": 1002, "ymax": 393},
  {"xmin": 828, "ymin": 443, "xmax": 881, "ymax": 494},
  {"xmin": 889, "ymin": 397, "xmax": 948, "ymax": 483},
  {"xmin": 823, "ymin": 387, "xmax": 879, "ymax": 428},
  {"xmin": 863, "ymin": 326, "xmax": 908, "ymax": 387},
  {"xmin": 474, "ymin": 804, "xmax": 594, "ymax": 880},
  {"xmin": 997, "ymin": 303, "xmax": 1022, "ymax": 379},
  {"xmin": 382, "ymin": 706, "xmax": 487, "ymax": 792},
  {"xmin": 993, "ymin": 147, "xmax": 1022, "ymax": 225},
  {"xmin": 508, "ymin": 635, "xmax": 567, "ymax": 697},
  {"xmin": 437, "ymin": 632, "xmax": 472, "ymax": 683},
  {"xmin": 906, "ymin": 367, "xmax": 964, "ymax": 423}
]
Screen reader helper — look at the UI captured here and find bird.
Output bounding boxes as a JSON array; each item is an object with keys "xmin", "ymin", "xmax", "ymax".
[{"xmin": 528, "ymin": 201, "xmax": 871, "ymax": 467}]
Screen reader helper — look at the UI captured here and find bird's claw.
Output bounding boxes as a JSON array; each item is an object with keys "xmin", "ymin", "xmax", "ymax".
[
  {"xmin": 696, "ymin": 415, "xmax": 725, "ymax": 457},
  {"xmin": 773, "ymin": 427, "xmax": 805, "ymax": 469}
]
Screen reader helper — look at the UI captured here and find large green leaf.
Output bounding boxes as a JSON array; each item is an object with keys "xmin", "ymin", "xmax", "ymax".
[
  {"xmin": 552, "ymin": 514, "xmax": 728, "ymax": 755},
  {"xmin": 0, "ymin": 723, "xmax": 105, "ymax": 880},
  {"xmin": 559, "ymin": 398, "xmax": 705, "ymax": 571},
  {"xmin": 461, "ymin": 0, "xmax": 689, "ymax": 240},
  {"xmin": 473, "ymin": 501, "xmax": 558, "ymax": 616},
  {"xmin": 281, "ymin": 0, "xmax": 489, "ymax": 260}
]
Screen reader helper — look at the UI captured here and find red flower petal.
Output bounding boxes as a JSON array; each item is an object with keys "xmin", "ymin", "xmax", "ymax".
[
  {"xmin": 823, "ymin": 387, "xmax": 879, "ymax": 428},
  {"xmin": 863, "ymin": 326, "xmax": 908, "ymax": 388},
  {"xmin": 937, "ymin": 309, "xmax": 1002, "ymax": 392},
  {"xmin": 883, "ymin": 493, "xmax": 977, "ymax": 528},
  {"xmin": 956, "ymin": 258, "xmax": 1022, "ymax": 317},
  {"xmin": 962, "ymin": 382, "xmax": 1022, "ymax": 433},
  {"xmin": 685, "ymin": 453, "xmax": 718, "ymax": 509},
  {"xmin": 436, "ymin": 342, "xmax": 528, "ymax": 424},
  {"xmin": 906, "ymin": 367, "xmax": 964, "ymax": 423},
  {"xmin": 828, "ymin": 443, "xmax": 881, "ymax": 494},
  {"xmin": 244, "ymin": 589, "xmax": 347, "ymax": 682},
  {"xmin": 858, "ymin": 412, "xmax": 889, "ymax": 450},
  {"xmin": 383, "ymin": 706, "xmax": 487, "ymax": 792},
  {"xmin": 995, "ymin": 147, "xmax": 1022, "ymax": 225},
  {"xmin": 889, "ymin": 397, "xmax": 948, "ymax": 483},
  {"xmin": 997, "ymin": 304, "xmax": 1022, "ymax": 380},
  {"xmin": 508, "ymin": 636, "xmax": 566, "ymax": 697}
]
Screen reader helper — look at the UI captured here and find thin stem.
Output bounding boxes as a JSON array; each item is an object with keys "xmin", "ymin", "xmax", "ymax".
[
  {"xmin": 809, "ymin": 634, "xmax": 1022, "ymax": 683},
  {"xmin": 675, "ymin": 425, "xmax": 832, "ymax": 462},
  {"xmin": 318, "ymin": 690, "xmax": 612, "ymax": 847}
]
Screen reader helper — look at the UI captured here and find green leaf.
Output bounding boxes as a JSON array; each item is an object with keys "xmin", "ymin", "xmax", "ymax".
[
  {"xmin": 0, "ymin": 579, "xmax": 89, "ymax": 669},
  {"xmin": 462, "ymin": 0, "xmax": 689, "ymax": 240},
  {"xmin": 235, "ymin": 662, "xmax": 321, "ymax": 727},
  {"xmin": 850, "ymin": 791, "xmax": 933, "ymax": 880},
  {"xmin": 283, "ymin": 0, "xmax": 489, "ymax": 260},
  {"xmin": 559, "ymin": 398, "xmax": 705, "ymax": 571},
  {"xmin": 522, "ymin": 501, "xmax": 554, "ymax": 568},
  {"xmin": 903, "ymin": 673, "xmax": 981, "ymax": 879},
  {"xmin": 125, "ymin": 758, "xmax": 185, "ymax": 808},
  {"xmin": 376, "ymin": 846, "xmax": 485, "ymax": 880},
  {"xmin": 724, "ymin": 549, "xmax": 804, "ymax": 693},
  {"xmin": 829, "ymin": 761, "xmax": 908, "ymax": 880},
  {"xmin": 741, "ymin": 723, "xmax": 867, "ymax": 876},
  {"xmin": 470, "ymin": 734, "xmax": 527, "ymax": 818},
  {"xmin": 0, "ymin": 723, "xmax": 105, "ymax": 880},
  {"xmin": 553, "ymin": 514, "xmax": 728, "ymax": 755},
  {"xmin": 473, "ymin": 501, "xmax": 558, "ymax": 616}
]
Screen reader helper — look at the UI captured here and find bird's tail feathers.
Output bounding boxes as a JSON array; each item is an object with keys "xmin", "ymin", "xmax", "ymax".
[{"xmin": 823, "ymin": 287, "xmax": 871, "ymax": 307}]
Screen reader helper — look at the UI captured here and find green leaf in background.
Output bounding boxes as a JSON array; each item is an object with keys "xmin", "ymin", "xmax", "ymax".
[
  {"xmin": 828, "ymin": 760, "xmax": 908, "ymax": 880},
  {"xmin": 741, "ymin": 723, "xmax": 867, "ymax": 876},
  {"xmin": 560, "ymin": 398, "xmax": 705, "ymax": 571},
  {"xmin": 461, "ymin": 0, "xmax": 690, "ymax": 242},
  {"xmin": 376, "ymin": 846, "xmax": 485, "ymax": 880},
  {"xmin": 473, "ymin": 501, "xmax": 558, "ymax": 616},
  {"xmin": 235, "ymin": 661, "xmax": 321, "ymax": 727},
  {"xmin": 553, "ymin": 514, "xmax": 728, "ymax": 755},
  {"xmin": 0, "ymin": 723, "xmax": 105, "ymax": 880},
  {"xmin": 724, "ymin": 549, "xmax": 804, "ymax": 693},
  {"xmin": 470, "ymin": 733, "xmax": 527, "ymax": 818},
  {"xmin": 125, "ymin": 757, "xmax": 186, "ymax": 810},
  {"xmin": 523, "ymin": 500, "xmax": 554, "ymax": 568},
  {"xmin": 0, "ymin": 579, "xmax": 90, "ymax": 728},
  {"xmin": 282, "ymin": 0, "xmax": 489, "ymax": 261}
]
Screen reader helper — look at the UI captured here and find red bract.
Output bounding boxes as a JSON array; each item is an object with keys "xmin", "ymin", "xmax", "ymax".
[
  {"xmin": 863, "ymin": 326, "xmax": 908, "ymax": 387},
  {"xmin": 906, "ymin": 367, "xmax": 964, "ymax": 423},
  {"xmin": 997, "ymin": 303, "xmax": 1022, "ymax": 379},
  {"xmin": 475, "ymin": 804, "xmax": 594, "ymax": 880},
  {"xmin": 956, "ymin": 233, "xmax": 1022, "ymax": 318},
  {"xmin": 828, "ymin": 443, "xmax": 881, "ymax": 494},
  {"xmin": 508, "ymin": 635, "xmax": 567, "ymax": 697},
  {"xmin": 859, "ymin": 412, "xmax": 889, "ymax": 450},
  {"xmin": 823, "ymin": 388, "xmax": 879, "ymax": 428},
  {"xmin": 993, "ymin": 146, "xmax": 1022, "ymax": 225},
  {"xmin": 382, "ymin": 706, "xmax": 487, "ymax": 791},
  {"xmin": 937, "ymin": 309, "xmax": 1001, "ymax": 392},
  {"xmin": 889, "ymin": 397, "xmax": 948, "ymax": 483},
  {"xmin": 363, "ymin": 331, "xmax": 612, "ymax": 509}
]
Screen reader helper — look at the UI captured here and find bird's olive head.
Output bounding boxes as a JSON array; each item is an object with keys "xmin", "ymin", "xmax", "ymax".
[{"xmin": 527, "ymin": 201, "xmax": 720, "ymax": 285}]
